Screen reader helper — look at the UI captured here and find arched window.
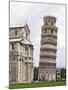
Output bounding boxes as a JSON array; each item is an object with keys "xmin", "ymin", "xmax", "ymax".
[
  {"xmin": 12, "ymin": 43, "xmax": 14, "ymax": 49},
  {"xmin": 46, "ymin": 21, "xmax": 48, "ymax": 25},
  {"xmin": 51, "ymin": 22, "xmax": 53, "ymax": 25},
  {"xmin": 51, "ymin": 30, "xmax": 53, "ymax": 34},
  {"xmin": 45, "ymin": 29, "xmax": 47, "ymax": 33},
  {"xmin": 26, "ymin": 33, "xmax": 28, "ymax": 38},
  {"xmin": 25, "ymin": 46, "xmax": 27, "ymax": 51},
  {"xmin": 15, "ymin": 30, "xmax": 17, "ymax": 36}
]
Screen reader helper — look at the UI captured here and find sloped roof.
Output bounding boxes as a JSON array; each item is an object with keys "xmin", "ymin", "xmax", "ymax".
[
  {"xmin": 9, "ymin": 38, "xmax": 33, "ymax": 45},
  {"xmin": 9, "ymin": 38, "xmax": 23, "ymax": 42},
  {"xmin": 9, "ymin": 24, "xmax": 30, "ymax": 32}
]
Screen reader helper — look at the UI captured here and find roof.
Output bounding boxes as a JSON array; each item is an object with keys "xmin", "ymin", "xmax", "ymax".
[
  {"xmin": 9, "ymin": 24, "xmax": 30, "ymax": 32},
  {"xmin": 9, "ymin": 38, "xmax": 33, "ymax": 45},
  {"xmin": 44, "ymin": 16, "xmax": 56, "ymax": 23},
  {"xmin": 10, "ymin": 25, "xmax": 25, "ymax": 29},
  {"xmin": 9, "ymin": 38, "xmax": 23, "ymax": 42},
  {"xmin": 44, "ymin": 16, "xmax": 56, "ymax": 20}
]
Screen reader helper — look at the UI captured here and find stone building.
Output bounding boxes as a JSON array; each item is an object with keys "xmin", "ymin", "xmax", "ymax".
[
  {"xmin": 9, "ymin": 24, "xmax": 33, "ymax": 83},
  {"xmin": 39, "ymin": 16, "xmax": 58, "ymax": 81}
]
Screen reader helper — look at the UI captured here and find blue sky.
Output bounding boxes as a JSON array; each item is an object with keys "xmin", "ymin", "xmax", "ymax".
[{"xmin": 10, "ymin": 2, "xmax": 66, "ymax": 68}]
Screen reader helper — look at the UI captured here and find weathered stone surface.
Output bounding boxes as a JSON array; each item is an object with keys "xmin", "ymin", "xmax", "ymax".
[
  {"xmin": 9, "ymin": 24, "xmax": 33, "ymax": 83},
  {"xmin": 39, "ymin": 16, "xmax": 58, "ymax": 81}
]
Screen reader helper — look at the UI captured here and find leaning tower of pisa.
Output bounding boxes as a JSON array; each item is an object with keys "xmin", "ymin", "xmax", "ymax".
[{"xmin": 39, "ymin": 16, "xmax": 58, "ymax": 81}]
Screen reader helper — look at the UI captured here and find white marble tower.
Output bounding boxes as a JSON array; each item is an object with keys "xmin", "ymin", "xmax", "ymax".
[{"xmin": 39, "ymin": 16, "xmax": 58, "ymax": 81}]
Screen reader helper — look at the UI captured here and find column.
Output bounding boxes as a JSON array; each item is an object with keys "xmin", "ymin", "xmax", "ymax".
[{"xmin": 17, "ymin": 59, "xmax": 21, "ymax": 83}]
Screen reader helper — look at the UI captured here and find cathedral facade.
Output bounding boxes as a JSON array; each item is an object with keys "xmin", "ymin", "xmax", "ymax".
[
  {"xmin": 39, "ymin": 16, "xmax": 58, "ymax": 81},
  {"xmin": 9, "ymin": 24, "xmax": 33, "ymax": 83}
]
